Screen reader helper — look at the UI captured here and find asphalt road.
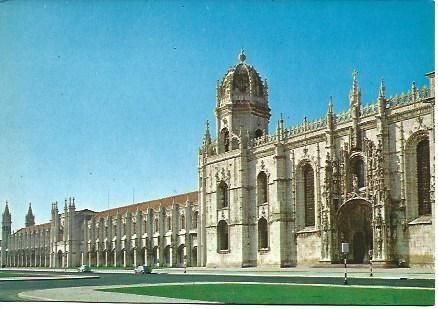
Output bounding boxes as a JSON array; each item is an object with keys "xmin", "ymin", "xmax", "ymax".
[{"xmin": 0, "ymin": 271, "xmax": 434, "ymax": 302}]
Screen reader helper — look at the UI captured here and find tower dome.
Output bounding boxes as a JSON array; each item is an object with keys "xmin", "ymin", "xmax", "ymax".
[
  {"xmin": 213, "ymin": 51, "xmax": 271, "ymax": 148},
  {"xmin": 216, "ymin": 50, "xmax": 268, "ymax": 107}
]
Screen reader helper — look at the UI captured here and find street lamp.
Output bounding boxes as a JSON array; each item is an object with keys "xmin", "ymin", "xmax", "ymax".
[{"xmin": 341, "ymin": 242, "xmax": 349, "ymax": 285}]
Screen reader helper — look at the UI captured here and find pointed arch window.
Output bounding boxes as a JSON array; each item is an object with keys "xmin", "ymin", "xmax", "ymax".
[
  {"xmin": 258, "ymin": 217, "xmax": 268, "ymax": 249},
  {"xmin": 303, "ymin": 164, "xmax": 315, "ymax": 227},
  {"xmin": 217, "ymin": 181, "xmax": 229, "ymax": 209},
  {"xmin": 154, "ymin": 218, "xmax": 159, "ymax": 233},
  {"xmin": 180, "ymin": 214, "xmax": 185, "ymax": 230},
  {"xmin": 192, "ymin": 211, "xmax": 198, "ymax": 229},
  {"xmin": 217, "ymin": 220, "xmax": 229, "ymax": 251},
  {"xmin": 257, "ymin": 171, "xmax": 268, "ymax": 204},
  {"xmin": 417, "ymin": 139, "xmax": 431, "ymax": 216},
  {"xmin": 167, "ymin": 216, "xmax": 171, "ymax": 231}
]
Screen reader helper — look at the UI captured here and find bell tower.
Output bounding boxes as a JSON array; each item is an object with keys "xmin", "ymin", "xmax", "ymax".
[{"xmin": 215, "ymin": 50, "xmax": 271, "ymax": 153}]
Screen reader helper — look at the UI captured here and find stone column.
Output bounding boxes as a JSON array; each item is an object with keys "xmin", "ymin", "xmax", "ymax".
[
  {"xmin": 144, "ymin": 249, "xmax": 148, "ymax": 266},
  {"xmin": 96, "ymin": 251, "xmax": 100, "ymax": 267},
  {"xmin": 133, "ymin": 248, "xmax": 137, "ymax": 267},
  {"xmin": 114, "ymin": 250, "xmax": 117, "ymax": 267},
  {"xmin": 169, "ymin": 247, "xmax": 173, "ymax": 267}
]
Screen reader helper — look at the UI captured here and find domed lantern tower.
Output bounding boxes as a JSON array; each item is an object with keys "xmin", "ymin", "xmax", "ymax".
[{"xmin": 215, "ymin": 50, "xmax": 271, "ymax": 153}]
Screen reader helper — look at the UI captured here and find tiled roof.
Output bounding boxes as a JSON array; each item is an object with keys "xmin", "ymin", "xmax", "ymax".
[
  {"xmin": 14, "ymin": 222, "xmax": 51, "ymax": 235},
  {"xmin": 92, "ymin": 191, "xmax": 198, "ymax": 220}
]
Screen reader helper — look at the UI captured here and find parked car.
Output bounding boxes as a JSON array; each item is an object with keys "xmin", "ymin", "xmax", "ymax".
[
  {"xmin": 134, "ymin": 265, "xmax": 152, "ymax": 274},
  {"xmin": 78, "ymin": 264, "xmax": 92, "ymax": 273}
]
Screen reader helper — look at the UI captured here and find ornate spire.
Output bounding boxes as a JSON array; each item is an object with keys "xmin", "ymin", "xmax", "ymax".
[
  {"xmin": 203, "ymin": 120, "xmax": 211, "ymax": 145},
  {"xmin": 379, "ymin": 78, "xmax": 385, "ymax": 98},
  {"xmin": 2, "ymin": 201, "xmax": 11, "ymax": 223},
  {"xmin": 349, "ymin": 69, "xmax": 361, "ymax": 105},
  {"xmin": 4, "ymin": 200, "xmax": 9, "ymax": 215},
  {"xmin": 238, "ymin": 49, "xmax": 246, "ymax": 63},
  {"xmin": 25, "ymin": 202, "xmax": 35, "ymax": 227},
  {"xmin": 327, "ymin": 96, "xmax": 334, "ymax": 114}
]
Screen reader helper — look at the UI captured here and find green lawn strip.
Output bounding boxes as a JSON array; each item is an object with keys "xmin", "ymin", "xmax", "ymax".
[
  {"xmin": 0, "ymin": 272, "xmax": 43, "ymax": 278},
  {"xmin": 100, "ymin": 283, "xmax": 434, "ymax": 305}
]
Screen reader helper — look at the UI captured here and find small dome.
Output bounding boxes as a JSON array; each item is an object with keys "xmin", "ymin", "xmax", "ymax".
[{"xmin": 217, "ymin": 51, "xmax": 268, "ymax": 107}]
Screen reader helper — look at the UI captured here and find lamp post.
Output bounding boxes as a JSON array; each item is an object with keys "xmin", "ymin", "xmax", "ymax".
[{"xmin": 341, "ymin": 242, "xmax": 349, "ymax": 285}]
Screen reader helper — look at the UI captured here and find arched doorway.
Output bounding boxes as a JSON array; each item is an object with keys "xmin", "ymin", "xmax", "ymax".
[
  {"xmin": 164, "ymin": 245, "xmax": 171, "ymax": 266},
  {"xmin": 57, "ymin": 250, "xmax": 63, "ymax": 268},
  {"xmin": 177, "ymin": 244, "xmax": 185, "ymax": 266},
  {"xmin": 191, "ymin": 246, "xmax": 197, "ymax": 266},
  {"xmin": 336, "ymin": 198, "xmax": 372, "ymax": 263},
  {"xmin": 152, "ymin": 246, "xmax": 158, "ymax": 266}
]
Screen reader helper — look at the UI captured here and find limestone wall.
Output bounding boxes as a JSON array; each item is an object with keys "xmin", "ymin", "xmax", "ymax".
[{"xmin": 408, "ymin": 222, "xmax": 434, "ymax": 267}]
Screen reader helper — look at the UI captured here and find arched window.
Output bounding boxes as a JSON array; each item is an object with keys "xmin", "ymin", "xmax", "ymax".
[
  {"xmin": 257, "ymin": 171, "xmax": 268, "ymax": 204},
  {"xmin": 181, "ymin": 214, "xmax": 185, "ymax": 230},
  {"xmin": 258, "ymin": 217, "xmax": 268, "ymax": 249},
  {"xmin": 217, "ymin": 181, "xmax": 228, "ymax": 209},
  {"xmin": 217, "ymin": 220, "xmax": 229, "ymax": 251},
  {"xmin": 221, "ymin": 128, "xmax": 230, "ymax": 152},
  {"xmin": 192, "ymin": 211, "xmax": 198, "ymax": 229},
  {"xmin": 143, "ymin": 221, "xmax": 147, "ymax": 234},
  {"xmin": 154, "ymin": 218, "xmax": 159, "ymax": 233},
  {"xmin": 303, "ymin": 164, "xmax": 315, "ymax": 227},
  {"xmin": 167, "ymin": 216, "xmax": 171, "ymax": 231},
  {"xmin": 255, "ymin": 129, "xmax": 263, "ymax": 139},
  {"xmin": 417, "ymin": 139, "xmax": 431, "ymax": 216}
]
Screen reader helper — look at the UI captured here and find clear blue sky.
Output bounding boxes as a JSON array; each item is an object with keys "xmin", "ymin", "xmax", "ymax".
[{"xmin": 0, "ymin": 0, "xmax": 434, "ymax": 232}]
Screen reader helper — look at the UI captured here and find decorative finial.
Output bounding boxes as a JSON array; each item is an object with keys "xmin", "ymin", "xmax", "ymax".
[
  {"xmin": 379, "ymin": 78, "xmax": 385, "ymax": 98},
  {"xmin": 352, "ymin": 69, "xmax": 358, "ymax": 83},
  {"xmin": 411, "ymin": 81, "xmax": 417, "ymax": 91},
  {"xmin": 328, "ymin": 96, "xmax": 333, "ymax": 114},
  {"xmin": 239, "ymin": 49, "xmax": 246, "ymax": 63}
]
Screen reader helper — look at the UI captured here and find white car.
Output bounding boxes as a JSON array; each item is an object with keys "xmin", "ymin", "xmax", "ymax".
[{"xmin": 78, "ymin": 265, "xmax": 92, "ymax": 273}]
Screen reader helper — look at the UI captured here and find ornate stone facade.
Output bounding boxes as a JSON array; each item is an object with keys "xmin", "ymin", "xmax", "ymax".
[
  {"xmin": 1, "ymin": 52, "xmax": 435, "ymax": 268},
  {"xmin": 198, "ymin": 52, "xmax": 435, "ymax": 268}
]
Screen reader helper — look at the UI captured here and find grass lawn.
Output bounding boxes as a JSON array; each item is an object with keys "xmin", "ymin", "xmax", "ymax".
[
  {"xmin": 101, "ymin": 283, "xmax": 435, "ymax": 305},
  {"xmin": 0, "ymin": 271, "xmax": 39, "ymax": 278}
]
